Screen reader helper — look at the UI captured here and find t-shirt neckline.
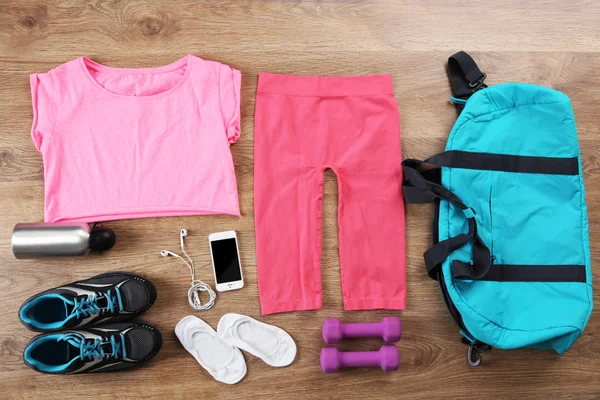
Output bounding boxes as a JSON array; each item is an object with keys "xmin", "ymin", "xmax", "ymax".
[{"xmin": 79, "ymin": 55, "xmax": 192, "ymax": 100}]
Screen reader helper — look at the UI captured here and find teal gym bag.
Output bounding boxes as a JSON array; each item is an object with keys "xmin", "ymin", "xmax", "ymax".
[{"xmin": 402, "ymin": 52, "xmax": 593, "ymax": 366}]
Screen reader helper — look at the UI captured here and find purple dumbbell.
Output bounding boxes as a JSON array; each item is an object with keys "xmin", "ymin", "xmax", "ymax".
[
  {"xmin": 320, "ymin": 345, "xmax": 399, "ymax": 373},
  {"xmin": 322, "ymin": 317, "xmax": 402, "ymax": 344}
]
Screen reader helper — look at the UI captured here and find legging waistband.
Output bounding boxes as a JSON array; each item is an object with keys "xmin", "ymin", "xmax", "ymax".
[{"xmin": 257, "ymin": 72, "xmax": 395, "ymax": 97}]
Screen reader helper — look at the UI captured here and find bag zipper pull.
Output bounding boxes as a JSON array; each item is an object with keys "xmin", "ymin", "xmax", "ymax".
[
  {"xmin": 466, "ymin": 341, "xmax": 492, "ymax": 367},
  {"xmin": 467, "ymin": 342, "xmax": 482, "ymax": 367}
]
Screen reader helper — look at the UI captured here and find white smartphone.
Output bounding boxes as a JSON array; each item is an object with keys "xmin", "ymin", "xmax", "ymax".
[{"xmin": 208, "ymin": 230, "xmax": 244, "ymax": 292}]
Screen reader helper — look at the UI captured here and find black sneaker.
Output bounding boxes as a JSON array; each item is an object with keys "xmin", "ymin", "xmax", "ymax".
[
  {"xmin": 19, "ymin": 272, "xmax": 157, "ymax": 332},
  {"xmin": 23, "ymin": 322, "xmax": 162, "ymax": 374}
]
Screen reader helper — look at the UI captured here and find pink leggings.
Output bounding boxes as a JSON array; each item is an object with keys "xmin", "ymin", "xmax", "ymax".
[{"xmin": 254, "ymin": 73, "xmax": 406, "ymax": 315}]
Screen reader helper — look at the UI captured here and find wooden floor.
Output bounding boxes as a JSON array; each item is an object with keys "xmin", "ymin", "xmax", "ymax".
[{"xmin": 1, "ymin": 1, "xmax": 599, "ymax": 399}]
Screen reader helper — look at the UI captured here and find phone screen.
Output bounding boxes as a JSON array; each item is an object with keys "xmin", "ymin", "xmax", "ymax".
[{"xmin": 211, "ymin": 238, "xmax": 242, "ymax": 284}]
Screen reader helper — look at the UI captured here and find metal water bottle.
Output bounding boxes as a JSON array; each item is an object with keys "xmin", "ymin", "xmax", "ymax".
[{"xmin": 12, "ymin": 223, "xmax": 116, "ymax": 259}]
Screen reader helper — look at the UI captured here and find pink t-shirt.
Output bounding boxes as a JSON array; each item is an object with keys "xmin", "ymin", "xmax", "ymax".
[{"xmin": 30, "ymin": 55, "xmax": 241, "ymax": 222}]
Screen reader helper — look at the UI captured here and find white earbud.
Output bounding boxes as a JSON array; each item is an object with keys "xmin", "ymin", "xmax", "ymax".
[
  {"xmin": 180, "ymin": 229, "xmax": 187, "ymax": 249},
  {"xmin": 160, "ymin": 228, "xmax": 216, "ymax": 311}
]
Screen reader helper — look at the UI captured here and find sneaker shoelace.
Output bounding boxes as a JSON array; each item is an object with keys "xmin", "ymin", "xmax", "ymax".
[
  {"xmin": 59, "ymin": 332, "xmax": 127, "ymax": 361},
  {"xmin": 70, "ymin": 288, "xmax": 124, "ymax": 320}
]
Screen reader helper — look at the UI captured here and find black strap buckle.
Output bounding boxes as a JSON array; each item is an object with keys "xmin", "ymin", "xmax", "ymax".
[
  {"xmin": 468, "ymin": 72, "xmax": 487, "ymax": 91},
  {"xmin": 447, "ymin": 51, "xmax": 487, "ymax": 100}
]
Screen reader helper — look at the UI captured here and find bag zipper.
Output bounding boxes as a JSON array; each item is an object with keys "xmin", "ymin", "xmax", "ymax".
[{"xmin": 432, "ymin": 199, "xmax": 491, "ymax": 366}]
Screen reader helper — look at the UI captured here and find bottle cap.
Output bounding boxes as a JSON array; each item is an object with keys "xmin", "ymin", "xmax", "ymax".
[{"xmin": 89, "ymin": 227, "xmax": 116, "ymax": 252}]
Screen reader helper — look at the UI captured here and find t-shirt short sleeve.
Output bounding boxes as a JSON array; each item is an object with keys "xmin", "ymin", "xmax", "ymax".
[
  {"xmin": 218, "ymin": 64, "xmax": 242, "ymax": 144},
  {"xmin": 30, "ymin": 71, "xmax": 58, "ymax": 152}
]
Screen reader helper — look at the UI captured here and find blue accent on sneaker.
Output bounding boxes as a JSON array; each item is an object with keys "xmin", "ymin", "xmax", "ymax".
[
  {"xmin": 59, "ymin": 332, "xmax": 127, "ymax": 361},
  {"xmin": 24, "ymin": 331, "xmax": 127, "ymax": 373},
  {"xmin": 20, "ymin": 294, "xmax": 73, "ymax": 331},
  {"xmin": 19, "ymin": 289, "xmax": 124, "ymax": 331},
  {"xmin": 69, "ymin": 289, "xmax": 123, "ymax": 320},
  {"xmin": 24, "ymin": 333, "xmax": 78, "ymax": 373},
  {"xmin": 19, "ymin": 272, "xmax": 157, "ymax": 333},
  {"xmin": 24, "ymin": 322, "xmax": 162, "ymax": 374}
]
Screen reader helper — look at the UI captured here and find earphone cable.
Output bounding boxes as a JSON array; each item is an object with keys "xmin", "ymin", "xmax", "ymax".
[{"xmin": 160, "ymin": 230, "xmax": 216, "ymax": 311}]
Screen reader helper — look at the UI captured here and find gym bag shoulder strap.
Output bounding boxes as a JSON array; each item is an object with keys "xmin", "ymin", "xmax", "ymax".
[{"xmin": 402, "ymin": 51, "xmax": 593, "ymax": 366}]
